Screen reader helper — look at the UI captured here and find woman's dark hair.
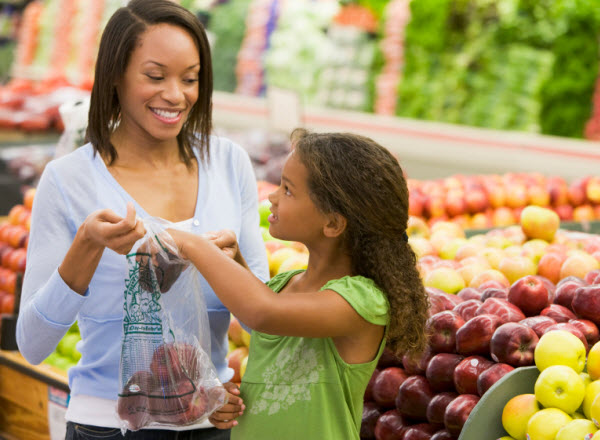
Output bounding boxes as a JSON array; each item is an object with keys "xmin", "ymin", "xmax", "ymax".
[
  {"xmin": 86, "ymin": 0, "xmax": 213, "ymax": 167},
  {"xmin": 291, "ymin": 129, "xmax": 429, "ymax": 358}
]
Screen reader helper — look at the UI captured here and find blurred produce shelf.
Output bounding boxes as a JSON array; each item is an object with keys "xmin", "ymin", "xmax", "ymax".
[{"xmin": 213, "ymin": 91, "xmax": 600, "ymax": 182}]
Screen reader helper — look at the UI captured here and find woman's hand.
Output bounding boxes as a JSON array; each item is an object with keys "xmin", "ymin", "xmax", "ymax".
[
  {"xmin": 209, "ymin": 381, "xmax": 245, "ymax": 429},
  {"xmin": 82, "ymin": 202, "xmax": 145, "ymax": 254}
]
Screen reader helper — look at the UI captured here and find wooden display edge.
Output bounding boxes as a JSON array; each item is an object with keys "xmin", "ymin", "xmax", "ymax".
[{"xmin": 0, "ymin": 350, "xmax": 69, "ymax": 392}]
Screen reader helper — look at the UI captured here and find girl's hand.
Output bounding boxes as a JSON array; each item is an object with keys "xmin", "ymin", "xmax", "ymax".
[
  {"xmin": 209, "ymin": 381, "xmax": 245, "ymax": 429},
  {"xmin": 81, "ymin": 202, "xmax": 145, "ymax": 254},
  {"xmin": 206, "ymin": 229, "xmax": 239, "ymax": 261}
]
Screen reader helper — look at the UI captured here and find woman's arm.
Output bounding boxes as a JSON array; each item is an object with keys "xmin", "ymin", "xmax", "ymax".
[
  {"xmin": 17, "ymin": 165, "xmax": 144, "ymax": 364},
  {"xmin": 169, "ymin": 230, "xmax": 366, "ymax": 339}
]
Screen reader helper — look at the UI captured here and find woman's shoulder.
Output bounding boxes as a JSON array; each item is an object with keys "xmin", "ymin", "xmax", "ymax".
[
  {"xmin": 198, "ymin": 135, "xmax": 250, "ymax": 166},
  {"xmin": 44, "ymin": 143, "xmax": 96, "ymax": 177}
]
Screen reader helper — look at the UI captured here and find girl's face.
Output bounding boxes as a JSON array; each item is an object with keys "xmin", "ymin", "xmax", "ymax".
[
  {"xmin": 116, "ymin": 24, "xmax": 200, "ymax": 144},
  {"xmin": 268, "ymin": 152, "xmax": 328, "ymax": 244}
]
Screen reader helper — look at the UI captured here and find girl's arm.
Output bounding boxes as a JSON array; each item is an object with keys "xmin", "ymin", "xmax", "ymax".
[{"xmin": 169, "ymin": 229, "xmax": 368, "ymax": 338}]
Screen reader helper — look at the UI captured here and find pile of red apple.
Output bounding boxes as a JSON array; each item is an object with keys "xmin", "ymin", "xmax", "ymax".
[
  {"xmin": 118, "ymin": 342, "xmax": 225, "ymax": 431},
  {"xmin": 0, "ymin": 188, "xmax": 34, "ymax": 315},
  {"xmin": 361, "ymin": 208, "xmax": 600, "ymax": 439},
  {"xmin": 408, "ymin": 172, "xmax": 600, "ymax": 230},
  {"xmin": 361, "ymin": 270, "xmax": 600, "ymax": 440}
]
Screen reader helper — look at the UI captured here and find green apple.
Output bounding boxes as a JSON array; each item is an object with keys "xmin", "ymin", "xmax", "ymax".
[
  {"xmin": 68, "ymin": 321, "xmax": 79, "ymax": 334},
  {"xmin": 258, "ymin": 200, "xmax": 272, "ymax": 228},
  {"xmin": 424, "ymin": 266, "xmax": 465, "ymax": 294},
  {"xmin": 526, "ymin": 408, "xmax": 572, "ymax": 440},
  {"xmin": 534, "ymin": 365, "xmax": 585, "ymax": 414},
  {"xmin": 554, "ymin": 419, "xmax": 597, "ymax": 440},
  {"xmin": 583, "ymin": 380, "xmax": 600, "ymax": 418},
  {"xmin": 534, "ymin": 330, "xmax": 586, "ymax": 373},
  {"xmin": 501, "ymin": 393, "xmax": 539, "ymax": 440}
]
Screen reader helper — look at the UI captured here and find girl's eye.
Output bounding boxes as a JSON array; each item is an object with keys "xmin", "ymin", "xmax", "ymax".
[
  {"xmin": 184, "ymin": 78, "xmax": 199, "ymax": 84},
  {"xmin": 146, "ymin": 74, "xmax": 163, "ymax": 81},
  {"xmin": 284, "ymin": 185, "xmax": 292, "ymax": 196}
]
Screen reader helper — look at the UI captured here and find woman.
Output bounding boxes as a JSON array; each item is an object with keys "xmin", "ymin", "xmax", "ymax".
[{"xmin": 16, "ymin": 1, "xmax": 268, "ymax": 439}]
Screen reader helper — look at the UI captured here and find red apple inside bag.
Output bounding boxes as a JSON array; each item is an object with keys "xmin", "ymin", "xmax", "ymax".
[{"xmin": 117, "ymin": 217, "xmax": 226, "ymax": 432}]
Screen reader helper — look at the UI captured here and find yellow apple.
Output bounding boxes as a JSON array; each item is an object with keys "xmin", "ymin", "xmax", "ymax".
[
  {"xmin": 269, "ymin": 247, "xmax": 298, "ymax": 276},
  {"xmin": 497, "ymin": 437, "xmax": 516, "ymax": 440},
  {"xmin": 534, "ymin": 365, "xmax": 585, "ymax": 414},
  {"xmin": 534, "ymin": 330, "xmax": 587, "ymax": 373},
  {"xmin": 571, "ymin": 411, "xmax": 586, "ymax": 419},
  {"xmin": 408, "ymin": 237, "xmax": 437, "ymax": 258},
  {"xmin": 555, "ymin": 418, "xmax": 597, "ymax": 440},
  {"xmin": 468, "ymin": 268, "xmax": 511, "ymax": 289},
  {"xmin": 228, "ymin": 315, "xmax": 245, "ymax": 347},
  {"xmin": 228, "ymin": 340, "xmax": 237, "ymax": 354},
  {"xmin": 277, "ymin": 252, "xmax": 309, "ymax": 274},
  {"xmin": 560, "ymin": 253, "xmax": 600, "ymax": 281},
  {"xmin": 240, "ymin": 355, "xmax": 248, "ymax": 379},
  {"xmin": 430, "ymin": 221, "xmax": 465, "ymax": 238},
  {"xmin": 478, "ymin": 247, "xmax": 506, "ymax": 269},
  {"xmin": 424, "ymin": 266, "xmax": 465, "ymax": 294},
  {"xmin": 589, "ymin": 393, "xmax": 600, "ymax": 427},
  {"xmin": 587, "ymin": 342, "xmax": 600, "ymax": 381},
  {"xmin": 526, "ymin": 408, "xmax": 572, "ymax": 440},
  {"xmin": 522, "ymin": 239, "xmax": 550, "ymax": 264},
  {"xmin": 501, "ymin": 393, "xmax": 539, "ymax": 440},
  {"xmin": 584, "ymin": 381, "xmax": 600, "ymax": 419},
  {"xmin": 439, "ymin": 238, "xmax": 468, "ymax": 260},
  {"xmin": 592, "ymin": 430, "xmax": 600, "ymax": 439},
  {"xmin": 520, "ymin": 205, "xmax": 560, "ymax": 243},
  {"xmin": 407, "ymin": 216, "xmax": 430, "ymax": 238},
  {"xmin": 457, "ymin": 261, "xmax": 491, "ymax": 286},
  {"xmin": 498, "ymin": 255, "xmax": 537, "ymax": 284},
  {"xmin": 240, "ymin": 328, "xmax": 251, "ymax": 347}
]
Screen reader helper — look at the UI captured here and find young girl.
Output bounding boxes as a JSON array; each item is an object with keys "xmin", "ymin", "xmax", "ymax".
[{"xmin": 167, "ymin": 129, "xmax": 429, "ymax": 439}]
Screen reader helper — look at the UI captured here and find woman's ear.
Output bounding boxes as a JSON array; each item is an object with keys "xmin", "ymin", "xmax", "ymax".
[{"xmin": 323, "ymin": 213, "xmax": 347, "ymax": 238}]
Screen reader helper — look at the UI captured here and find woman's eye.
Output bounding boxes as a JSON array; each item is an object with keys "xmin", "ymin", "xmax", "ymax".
[
  {"xmin": 184, "ymin": 78, "xmax": 199, "ymax": 84},
  {"xmin": 146, "ymin": 74, "xmax": 163, "ymax": 81}
]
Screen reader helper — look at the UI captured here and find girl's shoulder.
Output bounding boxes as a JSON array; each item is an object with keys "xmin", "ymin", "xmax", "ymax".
[
  {"xmin": 322, "ymin": 275, "xmax": 389, "ymax": 326},
  {"xmin": 266, "ymin": 270, "xmax": 304, "ymax": 292}
]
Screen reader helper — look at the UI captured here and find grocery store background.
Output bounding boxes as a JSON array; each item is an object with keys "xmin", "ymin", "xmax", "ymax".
[
  {"xmin": 2, "ymin": 2, "xmax": 600, "ymax": 440},
  {"xmin": 0, "ymin": 0, "xmax": 599, "ymax": 215}
]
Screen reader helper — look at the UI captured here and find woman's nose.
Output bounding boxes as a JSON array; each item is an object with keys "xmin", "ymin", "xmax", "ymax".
[{"xmin": 162, "ymin": 79, "xmax": 184, "ymax": 103}]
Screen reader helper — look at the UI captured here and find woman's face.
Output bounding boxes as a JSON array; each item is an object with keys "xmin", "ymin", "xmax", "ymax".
[{"xmin": 116, "ymin": 23, "xmax": 200, "ymax": 144}]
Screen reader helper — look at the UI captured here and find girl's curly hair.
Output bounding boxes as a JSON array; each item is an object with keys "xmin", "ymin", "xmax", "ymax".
[{"xmin": 292, "ymin": 129, "xmax": 429, "ymax": 358}]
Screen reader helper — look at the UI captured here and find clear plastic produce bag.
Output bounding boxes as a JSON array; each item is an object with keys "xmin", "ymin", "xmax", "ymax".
[{"xmin": 117, "ymin": 217, "xmax": 227, "ymax": 432}]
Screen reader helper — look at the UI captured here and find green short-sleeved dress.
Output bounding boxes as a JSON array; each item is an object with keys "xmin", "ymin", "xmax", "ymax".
[{"xmin": 231, "ymin": 270, "xmax": 390, "ymax": 440}]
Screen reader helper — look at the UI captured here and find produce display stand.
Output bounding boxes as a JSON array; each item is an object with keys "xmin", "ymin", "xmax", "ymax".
[
  {"xmin": 465, "ymin": 220, "xmax": 600, "ymax": 238},
  {"xmin": 212, "ymin": 91, "xmax": 600, "ymax": 182},
  {"xmin": 458, "ymin": 366, "xmax": 539, "ymax": 440},
  {"xmin": 0, "ymin": 350, "xmax": 69, "ymax": 440}
]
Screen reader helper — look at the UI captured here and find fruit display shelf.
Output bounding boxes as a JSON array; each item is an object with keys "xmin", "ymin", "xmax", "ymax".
[
  {"xmin": 458, "ymin": 366, "xmax": 539, "ymax": 440},
  {"xmin": 212, "ymin": 91, "xmax": 600, "ymax": 182},
  {"xmin": 464, "ymin": 220, "xmax": 600, "ymax": 238}
]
